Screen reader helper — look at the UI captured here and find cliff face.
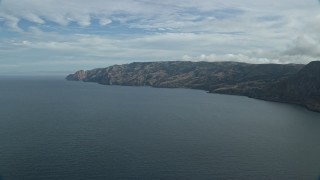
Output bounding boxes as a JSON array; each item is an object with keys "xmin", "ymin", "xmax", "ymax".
[
  {"xmin": 254, "ymin": 61, "xmax": 320, "ymax": 111},
  {"xmin": 66, "ymin": 70, "xmax": 86, "ymax": 81},
  {"xmin": 66, "ymin": 61, "xmax": 302, "ymax": 90},
  {"xmin": 66, "ymin": 61, "xmax": 320, "ymax": 112}
]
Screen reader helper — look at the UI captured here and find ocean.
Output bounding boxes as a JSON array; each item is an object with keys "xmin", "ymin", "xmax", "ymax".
[{"xmin": 0, "ymin": 77, "xmax": 319, "ymax": 180}]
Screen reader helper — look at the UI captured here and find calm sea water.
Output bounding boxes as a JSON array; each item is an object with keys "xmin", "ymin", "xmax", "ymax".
[{"xmin": 0, "ymin": 77, "xmax": 320, "ymax": 180}]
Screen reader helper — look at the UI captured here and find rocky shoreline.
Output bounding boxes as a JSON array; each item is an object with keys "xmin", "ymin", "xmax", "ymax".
[{"xmin": 66, "ymin": 61, "xmax": 320, "ymax": 112}]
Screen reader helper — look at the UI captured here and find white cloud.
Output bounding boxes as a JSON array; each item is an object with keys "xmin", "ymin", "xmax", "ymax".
[
  {"xmin": 99, "ymin": 18, "xmax": 112, "ymax": 26},
  {"xmin": 1, "ymin": 14, "xmax": 21, "ymax": 31},
  {"xmin": 179, "ymin": 53, "xmax": 316, "ymax": 64},
  {"xmin": 283, "ymin": 36, "xmax": 320, "ymax": 57},
  {"xmin": 1, "ymin": 0, "xmax": 320, "ymax": 74},
  {"xmin": 180, "ymin": 54, "xmax": 280, "ymax": 64}
]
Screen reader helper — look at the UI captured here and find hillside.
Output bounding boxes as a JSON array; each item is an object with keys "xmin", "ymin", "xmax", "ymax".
[{"xmin": 66, "ymin": 61, "xmax": 320, "ymax": 112}]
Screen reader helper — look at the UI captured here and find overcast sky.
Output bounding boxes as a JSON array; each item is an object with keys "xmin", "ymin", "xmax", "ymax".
[{"xmin": 1, "ymin": 0, "xmax": 320, "ymax": 75}]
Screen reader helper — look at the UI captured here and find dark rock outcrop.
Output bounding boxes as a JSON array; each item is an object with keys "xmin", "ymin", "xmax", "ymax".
[
  {"xmin": 254, "ymin": 61, "xmax": 320, "ymax": 111},
  {"xmin": 66, "ymin": 61, "xmax": 320, "ymax": 112}
]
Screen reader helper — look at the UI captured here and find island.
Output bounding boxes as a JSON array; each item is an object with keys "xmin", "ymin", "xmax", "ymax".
[{"xmin": 66, "ymin": 61, "xmax": 320, "ymax": 112}]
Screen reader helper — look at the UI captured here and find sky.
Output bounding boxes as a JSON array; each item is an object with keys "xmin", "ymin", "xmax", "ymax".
[{"xmin": 1, "ymin": 0, "xmax": 320, "ymax": 75}]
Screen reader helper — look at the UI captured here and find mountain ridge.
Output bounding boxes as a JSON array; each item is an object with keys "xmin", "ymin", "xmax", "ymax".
[{"xmin": 66, "ymin": 61, "xmax": 320, "ymax": 112}]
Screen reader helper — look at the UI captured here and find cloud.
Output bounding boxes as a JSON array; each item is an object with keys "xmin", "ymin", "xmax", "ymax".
[
  {"xmin": 1, "ymin": 0, "xmax": 320, "ymax": 74},
  {"xmin": 180, "ymin": 54, "xmax": 279, "ymax": 64},
  {"xmin": 99, "ymin": 18, "xmax": 112, "ymax": 26},
  {"xmin": 0, "ymin": 0, "xmax": 148, "ymax": 29},
  {"xmin": 1, "ymin": 0, "xmax": 306, "ymax": 32},
  {"xmin": 283, "ymin": 36, "xmax": 320, "ymax": 57},
  {"xmin": 179, "ymin": 53, "xmax": 316, "ymax": 65},
  {"xmin": 1, "ymin": 14, "xmax": 21, "ymax": 31}
]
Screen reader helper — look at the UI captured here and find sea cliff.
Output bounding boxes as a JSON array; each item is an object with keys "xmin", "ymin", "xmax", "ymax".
[{"xmin": 66, "ymin": 61, "xmax": 320, "ymax": 112}]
